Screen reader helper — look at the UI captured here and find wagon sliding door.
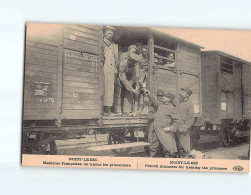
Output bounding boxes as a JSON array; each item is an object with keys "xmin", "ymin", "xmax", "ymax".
[
  {"xmin": 149, "ymin": 38, "xmax": 202, "ymax": 119},
  {"xmin": 179, "ymin": 45, "xmax": 202, "ymax": 118},
  {"xmin": 62, "ymin": 25, "xmax": 102, "ymax": 119}
]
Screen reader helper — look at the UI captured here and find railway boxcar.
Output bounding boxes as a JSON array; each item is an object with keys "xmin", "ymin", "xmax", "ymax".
[
  {"xmin": 22, "ymin": 24, "xmax": 204, "ymax": 155},
  {"xmin": 201, "ymin": 51, "xmax": 250, "ymax": 146}
]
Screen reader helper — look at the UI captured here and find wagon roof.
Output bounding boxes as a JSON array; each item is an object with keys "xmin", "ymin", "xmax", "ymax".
[
  {"xmin": 114, "ymin": 26, "xmax": 204, "ymax": 49},
  {"xmin": 202, "ymin": 50, "xmax": 251, "ymax": 65},
  {"xmin": 146, "ymin": 27, "xmax": 204, "ymax": 49}
]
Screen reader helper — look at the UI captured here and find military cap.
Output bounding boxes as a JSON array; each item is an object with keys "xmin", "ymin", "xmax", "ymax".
[
  {"xmin": 164, "ymin": 92, "xmax": 175, "ymax": 102},
  {"xmin": 128, "ymin": 45, "xmax": 138, "ymax": 51},
  {"xmin": 104, "ymin": 26, "xmax": 116, "ymax": 32},
  {"xmin": 181, "ymin": 87, "xmax": 193, "ymax": 96},
  {"xmin": 157, "ymin": 90, "xmax": 164, "ymax": 96},
  {"xmin": 142, "ymin": 46, "xmax": 147, "ymax": 52}
]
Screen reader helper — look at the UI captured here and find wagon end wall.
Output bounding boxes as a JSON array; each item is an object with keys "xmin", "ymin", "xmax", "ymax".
[
  {"xmin": 243, "ymin": 63, "xmax": 251, "ymax": 120},
  {"xmin": 23, "ymin": 24, "xmax": 102, "ymax": 121}
]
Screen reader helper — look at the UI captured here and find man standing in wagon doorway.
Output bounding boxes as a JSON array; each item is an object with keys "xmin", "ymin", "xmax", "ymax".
[{"xmin": 103, "ymin": 26, "xmax": 118, "ymax": 116}]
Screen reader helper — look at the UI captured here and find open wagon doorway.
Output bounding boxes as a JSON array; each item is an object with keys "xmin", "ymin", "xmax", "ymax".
[{"xmin": 108, "ymin": 26, "xmax": 150, "ymax": 116}]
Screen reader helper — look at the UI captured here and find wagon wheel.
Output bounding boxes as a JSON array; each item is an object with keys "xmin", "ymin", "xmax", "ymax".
[
  {"xmin": 34, "ymin": 140, "xmax": 57, "ymax": 155},
  {"xmin": 45, "ymin": 141, "xmax": 57, "ymax": 155},
  {"xmin": 219, "ymin": 126, "xmax": 231, "ymax": 147},
  {"xmin": 108, "ymin": 129, "xmax": 135, "ymax": 156}
]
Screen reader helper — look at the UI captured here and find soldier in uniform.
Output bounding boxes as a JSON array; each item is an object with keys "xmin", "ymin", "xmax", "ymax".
[
  {"xmin": 114, "ymin": 45, "xmax": 141, "ymax": 115},
  {"xmin": 145, "ymin": 89, "xmax": 180, "ymax": 157},
  {"xmin": 134, "ymin": 45, "xmax": 149, "ymax": 115},
  {"xmin": 103, "ymin": 26, "xmax": 118, "ymax": 116},
  {"xmin": 138, "ymin": 45, "xmax": 148, "ymax": 88},
  {"xmin": 119, "ymin": 48, "xmax": 140, "ymax": 115},
  {"xmin": 176, "ymin": 87, "xmax": 194, "ymax": 156}
]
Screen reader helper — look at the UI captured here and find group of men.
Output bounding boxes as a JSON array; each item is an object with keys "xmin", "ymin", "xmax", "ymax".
[
  {"xmin": 145, "ymin": 87, "xmax": 194, "ymax": 158},
  {"xmin": 103, "ymin": 25, "xmax": 149, "ymax": 116},
  {"xmin": 103, "ymin": 26, "xmax": 195, "ymax": 157},
  {"xmin": 103, "ymin": 26, "xmax": 175, "ymax": 116}
]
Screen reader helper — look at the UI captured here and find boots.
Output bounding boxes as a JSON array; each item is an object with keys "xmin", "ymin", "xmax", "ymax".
[
  {"xmin": 104, "ymin": 106, "xmax": 110, "ymax": 116},
  {"xmin": 104, "ymin": 106, "xmax": 116, "ymax": 116}
]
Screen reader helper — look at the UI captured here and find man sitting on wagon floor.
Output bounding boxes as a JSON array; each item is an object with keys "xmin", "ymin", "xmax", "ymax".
[
  {"xmin": 176, "ymin": 87, "xmax": 194, "ymax": 157},
  {"xmin": 144, "ymin": 89, "xmax": 180, "ymax": 158}
]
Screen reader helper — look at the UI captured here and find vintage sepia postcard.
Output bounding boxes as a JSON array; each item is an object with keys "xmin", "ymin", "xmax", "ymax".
[{"xmin": 21, "ymin": 23, "xmax": 250, "ymax": 172}]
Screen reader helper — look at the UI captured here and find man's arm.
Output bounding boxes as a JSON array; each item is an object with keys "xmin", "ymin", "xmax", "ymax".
[
  {"xmin": 169, "ymin": 107, "xmax": 181, "ymax": 132},
  {"xmin": 134, "ymin": 62, "xmax": 140, "ymax": 84},
  {"xmin": 148, "ymin": 104, "xmax": 157, "ymax": 121},
  {"xmin": 148, "ymin": 93, "xmax": 160, "ymax": 108}
]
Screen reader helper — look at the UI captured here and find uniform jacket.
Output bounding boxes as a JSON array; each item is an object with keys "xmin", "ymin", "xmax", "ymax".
[
  {"xmin": 138, "ymin": 54, "xmax": 148, "ymax": 86},
  {"xmin": 176, "ymin": 98, "xmax": 194, "ymax": 132},
  {"xmin": 119, "ymin": 59, "xmax": 139, "ymax": 91},
  {"xmin": 148, "ymin": 94, "xmax": 180, "ymax": 132},
  {"xmin": 103, "ymin": 37, "xmax": 118, "ymax": 73}
]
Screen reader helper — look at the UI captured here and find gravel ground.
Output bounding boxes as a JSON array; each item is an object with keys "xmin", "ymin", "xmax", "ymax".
[{"xmin": 56, "ymin": 134, "xmax": 250, "ymax": 160}]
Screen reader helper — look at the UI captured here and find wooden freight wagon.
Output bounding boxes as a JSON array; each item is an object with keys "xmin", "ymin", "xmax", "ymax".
[
  {"xmin": 22, "ymin": 24, "xmax": 203, "ymax": 155},
  {"xmin": 201, "ymin": 51, "xmax": 250, "ymax": 146}
]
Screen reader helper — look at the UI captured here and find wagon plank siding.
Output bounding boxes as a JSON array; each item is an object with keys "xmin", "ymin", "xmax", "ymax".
[
  {"xmin": 26, "ymin": 35, "xmax": 58, "ymax": 46},
  {"xmin": 63, "ymin": 92, "xmax": 98, "ymax": 100},
  {"xmin": 64, "ymin": 28, "xmax": 99, "ymax": 41},
  {"xmin": 61, "ymin": 110, "xmax": 100, "ymax": 119},
  {"xmin": 63, "ymin": 39, "xmax": 99, "ymax": 55},
  {"xmin": 25, "ymin": 70, "xmax": 58, "ymax": 81},
  {"xmin": 154, "ymin": 69, "xmax": 178, "ymax": 94},
  {"xmin": 26, "ymin": 51, "xmax": 58, "ymax": 62},
  {"xmin": 26, "ymin": 41, "xmax": 58, "ymax": 51},
  {"xmin": 61, "ymin": 26, "xmax": 101, "ymax": 119},
  {"xmin": 64, "ymin": 33, "xmax": 99, "ymax": 46},
  {"xmin": 243, "ymin": 64, "xmax": 251, "ymax": 119},
  {"xmin": 26, "ymin": 46, "xmax": 58, "ymax": 56},
  {"xmin": 63, "ymin": 103, "xmax": 99, "ymax": 110},
  {"xmin": 180, "ymin": 45, "xmax": 199, "ymax": 75},
  {"xmin": 24, "ymin": 39, "xmax": 59, "ymax": 119},
  {"xmin": 201, "ymin": 51, "xmax": 250, "ymax": 123},
  {"xmin": 68, "ymin": 25, "xmax": 99, "ymax": 36},
  {"xmin": 25, "ymin": 63, "xmax": 58, "ymax": 74}
]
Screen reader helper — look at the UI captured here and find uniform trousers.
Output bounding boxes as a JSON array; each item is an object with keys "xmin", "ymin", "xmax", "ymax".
[
  {"xmin": 148, "ymin": 124, "xmax": 177, "ymax": 157},
  {"xmin": 175, "ymin": 130, "xmax": 191, "ymax": 154}
]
